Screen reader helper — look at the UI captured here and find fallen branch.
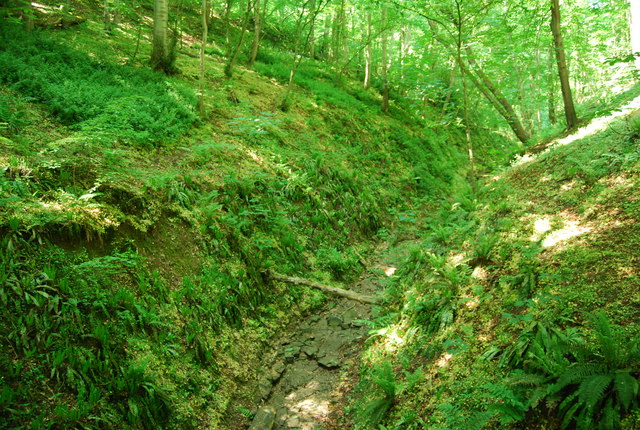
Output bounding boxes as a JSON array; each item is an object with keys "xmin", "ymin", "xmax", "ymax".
[{"xmin": 268, "ymin": 271, "xmax": 379, "ymax": 304}]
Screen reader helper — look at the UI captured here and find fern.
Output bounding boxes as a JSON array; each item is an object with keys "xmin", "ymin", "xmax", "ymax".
[{"xmin": 505, "ymin": 311, "xmax": 640, "ymax": 429}]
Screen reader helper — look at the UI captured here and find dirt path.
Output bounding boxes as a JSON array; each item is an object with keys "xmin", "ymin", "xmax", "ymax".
[{"xmin": 245, "ymin": 252, "xmax": 399, "ymax": 430}]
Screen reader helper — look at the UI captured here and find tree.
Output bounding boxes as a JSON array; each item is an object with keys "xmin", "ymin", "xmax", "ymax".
[
  {"xmin": 550, "ymin": 0, "xmax": 578, "ymax": 129},
  {"xmin": 224, "ymin": 0, "xmax": 252, "ymax": 77},
  {"xmin": 247, "ymin": 0, "xmax": 263, "ymax": 66},
  {"xmin": 631, "ymin": 0, "xmax": 640, "ymax": 72},
  {"xmin": 150, "ymin": 0, "xmax": 173, "ymax": 72},
  {"xmin": 198, "ymin": 0, "xmax": 208, "ymax": 115},
  {"xmin": 380, "ymin": 4, "xmax": 389, "ymax": 112}
]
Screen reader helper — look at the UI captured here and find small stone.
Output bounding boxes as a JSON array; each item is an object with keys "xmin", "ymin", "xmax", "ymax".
[
  {"xmin": 258, "ymin": 380, "xmax": 273, "ymax": 400},
  {"xmin": 350, "ymin": 319, "xmax": 365, "ymax": 328},
  {"xmin": 249, "ymin": 406, "xmax": 276, "ymax": 430},
  {"xmin": 284, "ymin": 346, "xmax": 300, "ymax": 363},
  {"xmin": 318, "ymin": 356, "xmax": 341, "ymax": 369},
  {"xmin": 327, "ymin": 315, "xmax": 343, "ymax": 327},
  {"xmin": 302, "ymin": 345, "xmax": 319, "ymax": 359},
  {"xmin": 287, "ymin": 415, "xmax": 301, "ymax": 428}
]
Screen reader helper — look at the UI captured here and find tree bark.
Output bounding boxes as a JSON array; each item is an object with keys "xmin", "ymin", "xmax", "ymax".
[
  {"xmin": 547, "ymin": 44, "xmax": 557, "ymax": 125},
  {"xmin": 103, "ymin": 0, "xmax": 111, "ymax": 33},
  {"xmin": 198, "ymin": 0, "xmax": 208, "ymax": 115},
  {"xmin": 269, "ymin": 271, "xmax": 378, "ymax": 304},
  {"xmin": 550, "ymin": 0, "xmax": 578, "ymax": 129},
  {"xmin": 381, "ymin": 5, "xmax": 389, "ymax": 113},
  {"xmin": 630, "ymin": 0, "xmax": 640, "ymax": 71},
  {"xmin": 224, "ymin": 0, "xmax": 252, "ymax": 77},
  {"xmin": 463, "ymin": 48, "xmax": 532, "ymax": 143},
  {"xmin": 223, "ymin": 0, "xmax": 234, "ymax": 58},
  {"xmin": 363, "ymin": 11, "xmax": 372, "ymax": 88},
  {"xmin": 151, "ymin": 0, "xmax": 172, "ymax": 72},
  {"xmin": 308, "ymin": 0, "xmax": 316, "ymax": 58},
  {"xmin": 247, "ymin": 0, "xmax": 261, "ymax": 66}
]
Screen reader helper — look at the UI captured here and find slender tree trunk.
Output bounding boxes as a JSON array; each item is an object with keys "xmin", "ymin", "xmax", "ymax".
[
  {"xmin": 113, "ymin": 0, "xmax": 120, "ymax": 28},
  {"xmin": 247, "ymin": 0, "xmax": 261, "ymax": 66},
  {"xmin": 198, "ymin": 0, "xmax": 208, "ymax": 115},
  {"xmin": 381, "ymin": 5, "xmax": 389, "ymax": 113},
  {"xmin": 151, "ymin": 0, "xmax": 172, "ymax": 72},
  {"xmin": 364, "ymin": 11, "xmax": 372, "ymax": 88},
  {"xmin": 630, "ymin": 0, "xmax": 640, "ymax": 72},
  {"xmin": 103, "ymin": 0, "xmax": 112, "ymax": 33},
  {"xmin": 463, "ymin": 49, "xmax": 532, "ymax": 143},
  {"xmin": 550, "ymin": 0, "xmax": 578, "ymax": 129},
  {"xmin": 547, "ymin": 44, "xmax": 557, "ymax": 125},
  {"xmin": 308, "ymin": 0, "xmax": 316, "ymax": 58},
  {"xmin": 224, "ymin": 0, "xmax": 252, "ymax": 77},
  {"xmin": 340, "ymin": 0, "xmax": 348, "ymax": 64},
  {"xmin": 454, "ymin": 0, "xmax": 474, "ymax": 184},
  {"xmin": 321, "ymin": 14, "xmax": 330, "ymax": 58},
  {"xmin": 224, "ymin": 0, "xmax": 234, "ymax": 58}
]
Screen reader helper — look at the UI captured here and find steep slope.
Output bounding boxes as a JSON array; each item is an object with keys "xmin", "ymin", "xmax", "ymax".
[
  {"xmin": 0, "ymin": 15, "xmax": 516, "ymax": 429},
  {"xmin": 353, "ymin": 93, "xmax": 640, "ymax": 429}
]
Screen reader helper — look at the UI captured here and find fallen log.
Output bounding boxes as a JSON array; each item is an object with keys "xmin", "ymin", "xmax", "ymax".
[{"xmin": 268, "ymin": 270, "xmax": 379, "ymax": 304}]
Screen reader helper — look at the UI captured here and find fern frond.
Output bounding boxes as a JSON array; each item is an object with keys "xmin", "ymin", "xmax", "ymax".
[
  {"xmin": 598, "ymin": 397, "xmax": 621, "ymax": 430},
  {"xmin": 551, "ymin": 363, "xmax": 604, "ymax": 394},
  {"xmin": 586, "ymin": 311, "xmax": 620, "ymax": 366},
  {"xmin": 560, "ymin": 398, "xmax": 581, "ymax": 429},
  {"xmin": 613, "ymin": 371, "xmax": 638, "ymax": 410},
  {"xmin": 577, "ymin": 373, "xmax": 613, "ymax": 410}
]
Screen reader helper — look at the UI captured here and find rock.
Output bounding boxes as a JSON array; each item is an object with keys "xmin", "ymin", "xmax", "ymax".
[
  {"xmin": 341, "ymin": 310, "xmax": 358, "ymax": 328},
  {"xmin": 258, "ymin": 379, "xmax": 273, "ymax": 400},
  {"xmin": 302, "ymin": 345, "xmax": 319, "ymax": 359},
  {"xmin": 287, "ymin": 415, "xmax": 301, "ymax": 428},
  {"xmin": 268, "ymin": 363, "xmax": 286, "ymax": 382},
  {"xmin": 317, "ymin": 356, "xmax": 341, "ymax": 369},
  {"xmin": 283, "ymin": 346, "xmax": 300, "ymax": 363},
  {"xmin": 249, "ymin": 406, "xmax": 276, "ymax": 430},
  {"xmin": 327, "ymin": 315, "xmax": 343, "ymax": 327},
  {"xmin": 350, "ymin": 319, "xmax": 365, "ymax": 328},
  {"xmin": 309, "ymin": 315, "xmax": 321, "ymax": 323}
]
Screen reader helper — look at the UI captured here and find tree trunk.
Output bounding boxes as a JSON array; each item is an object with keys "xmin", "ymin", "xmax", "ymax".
[
  {"xmin": 381, "ymin": 5, "xmax": 389, "ymax": 113},
  {"xmin": 547, "ymin": 44, "xmax": 557, "ymax": 125},
  {"xmin": 308, "ymin": 0, "xmax": 316, "ymax": 58},
  {"xmin": 247, "ymin": 0, "xmax": 261, "ymax": 66},
  {"xmin": 151, "ymin": 0, "xmax": 172, "ymax": 72},
  {"xmin": 463, "ymin": 49, "xmax": 532, "ymax": 143},
  {"xmin": 454, "ymin": 0, "xmax": 474, "ymax": 185},
  {"xmin": 550, "ymin": 0, "xmax": 578, "ymax": 129},
  {"xmin": 268, "ymin": 271, "xmax": 378, "ymax": 304},
  {"xmin": 630, "ymin": 0, "xmax": 640, "ymax": 71},
  {"xmin": 363, "ymin": 11, "xmax": 372, "ymax": 88},
  {"xmin": 103, "ymin": 0, "xmax": 111, "ymax": 33},
  {"xmin": 224, "ymin": 0, "xmax": 252, "ymax": 77},
  {"xmin": 223, "ymin": 0, "xmax": 234, "ymax": 58},
  {"xmin": 198, "ymin": 0, "xmax": 208, "ymax": 115}
]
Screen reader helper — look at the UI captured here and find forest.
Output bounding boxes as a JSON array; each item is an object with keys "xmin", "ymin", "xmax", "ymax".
[{"xmin": 0, "ymin": 0, "xmax": 639, "ymax": 428}]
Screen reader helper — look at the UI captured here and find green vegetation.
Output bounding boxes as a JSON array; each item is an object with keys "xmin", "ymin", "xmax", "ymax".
[
  {"xmin": 1, "ymin": 0, "xmax": 639, "ymax": 428},
  {"xmin": 356, "ymin": 95, "xmax": 640, "ymax": 429}
]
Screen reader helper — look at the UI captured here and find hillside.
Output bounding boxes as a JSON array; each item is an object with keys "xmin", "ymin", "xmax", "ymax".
[{"xmin": 1, "ymin": 1, "xmax": 639, "ymax": 429}]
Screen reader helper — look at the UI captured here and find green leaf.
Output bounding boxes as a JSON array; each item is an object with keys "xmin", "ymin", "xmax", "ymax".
[{"xmin": 613, "ymin": 371, "xmax": 638, "ymax": 410}]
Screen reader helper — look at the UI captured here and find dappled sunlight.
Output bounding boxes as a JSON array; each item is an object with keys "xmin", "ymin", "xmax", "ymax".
[
  {"xmin": 471, "ymin": 266, "xmax": 488, "ymax": 281},
  {"xmin": 436, "ymin": 352, "xmax": 453, "ymax": 368},
  {"xmin": 542, "ymin": 219, "xmax": 592, "ymax": 248},
  {"xmin": 529, "ymin": 214, "xmax": 592, "ymax": 248},
  {"xmin": 551, "ymin": 94, "xmax": 640, "ymax": 148}
]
